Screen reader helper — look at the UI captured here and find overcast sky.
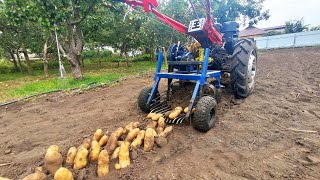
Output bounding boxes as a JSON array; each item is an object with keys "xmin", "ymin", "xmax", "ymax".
[{"xmin": 255, "ymin": 0, "xmax": 320, "ymax": 29}]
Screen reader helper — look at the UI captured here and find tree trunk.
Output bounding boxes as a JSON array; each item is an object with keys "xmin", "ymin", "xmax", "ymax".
[
  {"xmin": 70, "ymin": 54, "xmax": 83, "ymax": 79},
  {"xmin": 22, "ymin": 44, "xmax": 34, "ymax": 75},
  {"xmin": 16, "ymin": 49, "xmax": 23, "ymax": 72},
  {"xmin": 9, "ymin": 51, "xmax": 19, "ymax": 72},
  {"xmin": 43, "ymin": 39, "xmax": 49, "ymax": 77}
]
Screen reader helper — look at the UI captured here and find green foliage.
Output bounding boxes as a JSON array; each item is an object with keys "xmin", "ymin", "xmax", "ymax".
[
  {"xmin": 263, "ymin": 31, "xmax": 284, "ymax": 37},
  {"xmin": 81, "ymin": 50, "xmax": 113, "ymax": 59},
  {"xmin": 132, "ymin": 54, "xmax": 151, "ymax": 62},
  {"xmin": 285, "ymin": 19, "xmax": 308, "ymax": 33},
  {"xmin": 309, "ymin": 25, "xmax": 320, "ymax": 31}
]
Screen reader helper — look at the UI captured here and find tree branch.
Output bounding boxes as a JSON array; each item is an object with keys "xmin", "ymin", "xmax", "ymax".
[{"xmin": 70, "ymin": 0, "xmax": 98, "ymax": 25}]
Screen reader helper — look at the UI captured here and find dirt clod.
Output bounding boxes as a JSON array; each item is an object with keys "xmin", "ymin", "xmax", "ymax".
[{"xmin": 155, "ymin": 137, "xmax": 168, "ymax": 148}]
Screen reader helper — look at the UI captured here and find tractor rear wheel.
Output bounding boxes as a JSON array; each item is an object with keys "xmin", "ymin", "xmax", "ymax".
[
  {"xmin": 192, "ymin": 96, "xmax": 217, "ymax": 132},
  {"xmin": 137, "ymin": 87, "xmax": 160, "ymax": 113},
  {"xmin": 229, "ymin": 39, "xmax": 257, "ymax": 98}
]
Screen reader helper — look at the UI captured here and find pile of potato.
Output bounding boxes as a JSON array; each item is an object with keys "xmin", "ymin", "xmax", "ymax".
[{"xmin": 19, "ymin": 114, "xmax": 173, "ymax": 179}]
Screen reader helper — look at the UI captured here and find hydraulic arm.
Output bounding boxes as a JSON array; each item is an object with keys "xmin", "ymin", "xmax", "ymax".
[{"xmin": 116, "ymin": 0, "xmax": 223, "ymax": 47}]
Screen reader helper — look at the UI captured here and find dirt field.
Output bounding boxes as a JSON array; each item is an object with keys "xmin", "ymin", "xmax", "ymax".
[{"xmin": 1, "ymin": 47, "xmax": 320, "ymax": 180}]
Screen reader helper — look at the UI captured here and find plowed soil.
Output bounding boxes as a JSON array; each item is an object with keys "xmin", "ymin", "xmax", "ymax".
[{"xmin": 1, "ymin": 47, "xmax": 320, "ymax": 180}]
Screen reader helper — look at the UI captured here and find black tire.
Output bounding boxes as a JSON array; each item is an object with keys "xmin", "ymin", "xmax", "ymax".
[
  {"xmin": 137, "ymin": 87, "xmax": 159, "ymax": 113},
  {"xmin": 229, "ymin": 39, "xmax": 257, "ymax": 98},
  {"xmin": 192, "ymin": 96, "xmax": 217, "ymax": 132}
]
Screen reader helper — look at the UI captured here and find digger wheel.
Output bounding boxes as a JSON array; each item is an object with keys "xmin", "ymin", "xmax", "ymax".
[
  {"xmin": 137, "ymin": 87, "xmax": 159, "ymax": 113},
  {"xmin": 192, "ymin": 96, "xmax": 217, "ymax": 132},
  {"xmin": 229, "ymin": 39, "xmax": 257, "ymax": 98}
]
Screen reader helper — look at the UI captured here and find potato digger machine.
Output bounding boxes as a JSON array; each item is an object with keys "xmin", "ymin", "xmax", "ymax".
[{"xmin": 114, "ymin": 0, "xmax": 257, "ymax": 132}]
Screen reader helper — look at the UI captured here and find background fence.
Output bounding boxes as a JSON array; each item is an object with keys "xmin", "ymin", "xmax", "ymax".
[{"xmin": 255, "ymin": 30, "xmax": 320, "ymax": 49}]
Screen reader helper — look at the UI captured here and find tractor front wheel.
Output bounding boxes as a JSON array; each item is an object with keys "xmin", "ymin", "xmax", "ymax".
[
  {"xmin": 192, "ymin": 96, "xmax": 217, "ymax": 132},
  {"xmin": 137, "ymin": 87, "xmax": 159, "ymax": 113}
]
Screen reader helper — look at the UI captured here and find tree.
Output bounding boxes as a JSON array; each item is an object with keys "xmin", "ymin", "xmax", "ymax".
[
  {"xmin": 5, "ymin": 0, "xmax": 102, "ymax": 79},
  {"xmin": 309, "ymin": 25, "xmax": 320, "ymax": 31},
  {"xmin": 285, "ymin": 19, "xmax": 308, "ymax": 33}
]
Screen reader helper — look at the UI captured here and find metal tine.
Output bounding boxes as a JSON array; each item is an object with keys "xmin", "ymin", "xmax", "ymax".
[
  {"xmin": 177, "ymin": 117, "xmax": 185, "ymax": 124},
  {"xmin": 171, "ymin": 119, "xmax": 176, "ymax": 124},
  {"xmin": 150, "ymin": 103, "xmax": 168, "ymax": 112},
  {"xmin": 154, "ymin": 107, "xmax": 172, "ymax": 114},
  {"xmin": 150, "ymin": 101, "xmax": 168, "ymax": 109},
  {"xmin": 151, "ymin": 105, "xmax": 171, "ymax": 114}
]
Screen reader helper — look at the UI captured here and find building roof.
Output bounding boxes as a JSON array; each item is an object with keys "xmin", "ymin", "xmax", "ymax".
[
  {"xmin": 239, "ymin": 26, "xmax": 266, "ymax": 37},
  {"xmin": 262, "ymin": 25, "xmax": 286, "ymax": 31}
]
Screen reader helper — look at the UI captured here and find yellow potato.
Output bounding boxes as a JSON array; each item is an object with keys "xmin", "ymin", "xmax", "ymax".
[
  {"xmin": 146, "ymin": 121, "xmax": 157, "ymax": 129},
  {"xmin": 157, "ymin": 117, "xmax": 165, "ymax": 134},
  {"xmin": 125, "ymin": 128, "xmax": 140, "ymax": 142},
  {"xmin": 97, "ymin": 150, "xmax": 109, "ymax": 177},
  {"xmin": 73, "ymin": 146, "xmax": 89, "ymax": 170},
  {"xmin": 66, "ymin": 147, "xmax": 77, "ymax": 165},
  {"xmin": 111, "ymin": 146, "xmax": 120, "ymax": 160},
  {"xmin": 147, "ymin": 113, "xmax": 156, "ymax": 119},
  {"xmin": 159, "ymin": 126, "xmax": 173, "ymax": 138},
  {"xmin": 44, "ymin": 145, "xmax": 63, "ymax": 175},
  {"xmin": 183, "ymin": 107, "xmax": 196, "ymax": 113},
  {"xmin": 93, "ymin": 129, "xmax": 103, "ymax": 141},
  {"xmin": 89, "ymin": 140, "xmax": 100, "ymax": 161},
  {"xmin": 119, "ymin": 142, "xmax": 130, "ymax": 168},
  {"xmin": 99, "ymin": 134, "xmax": 109, "ymax": 147},
  {"xmin": 22, "ymin": 167, "xmax": 46, "ymax": 180},
  {"xmin": 144, "ymin": 128, "xmax": 155, "ymax": 152},
  {"xmin": 131, "ymin": 130, "xmax": 146, "ymax": 148},
  {"xmin": 122, "ymin": 122, "xmax": 140, "ymax": 135},
  {"xmin": 169, "ymin": 107, "xmax": 183, "ymax": 119},
  {"xmin": 105, "ymin": 127, "xmax": 123, "ymax": 155},
  {"xmin": 81, "ymin": 138, "xmax": 91, "ymax": 149},
  {"xmin": 114, "ymin": 163, "xmax": 121, "ymax": 170},
  {"xmin": 54, "ymin": 167, "xmax": 73, "ymax": 180},
  {"xmin": 152, "ymin": 114, "xmax": 163, "ymax": 121}
]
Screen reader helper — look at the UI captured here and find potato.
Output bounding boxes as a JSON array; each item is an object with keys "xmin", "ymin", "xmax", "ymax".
[
  {"xmin": 125, "ymin": 128, "xmax": 140, "ymax": 142},
  {"xmin": 131, "ymin": 130, "xmax": 146, "ymax": 148},
  {"xmin": 89, "ymin": 140, "xmax": 100, "ymax": 161},
  {"xmin": 66, "ymin": 147, "xmax": 77, "ymax": 165},
  {"xmin": 81, "ymin": 138, "xmax": 91, "ymax": 149},
  {"xmin": 157, "ymin": 117, "xmax": 165, "ymax": 134},
  {"xmin": 146, "ymin": 121, "xmax": 157, "ymax": 129},
  {"xmin": 97, "ymin": 150, "xmax": 109, "ymax": 177},
  {"xmin": 93, "ymin": 129, "xmax": 103, "ymax": 141},
  {"xmin": 54, "ymin": 167, "xmax": 73, "ymax": 180},
  {"xmin": 183, "ymin": 107, "xmax": 196, "ymax": 113},
  {"xmin": 99, "ymin": 134, "xmax": 109, "ymax": 147},
  {"xmin": 105, "ymin": 127, "xmax": 123, "ymax": 155},
  {"xmin": 144, "ymin": 128, "xmax": 156, "ymax": 152},
  {"xmin": 114, "ymin": 163, "xmax": 121, "ymax": 170},
  {"xmin": 169, "ymin": 107, "xmax": 183, "ymax": 119},
  {"xmin": 44, "ymin": 145, "xmax": 63, "ymax": 175},
  {"xmin": 159, "ymin": 126, "xmax": 173, "ymax": 138},
  {"xmin": 152, "ymin": 114, "xmax": 163, "ymax": 121},
  {"xmin": 122, "ymin": 122, "xmax": 140, "ymax": 135},
  {"xmin": 147, "ymin": 113, "xmax": 156, "ymax": 119},
  {"xmin": 22, "ymin": 167, "xmax": 46, "ymax": 180},
  {"xmin": 111, "ymin": 146, "xmax": 120, "ymax": 160},
  {"xmin": 73, "ymin": 146, "xmax": 89, "ymax": 170},
  {"xmin": 119, "ymin": 142, "xmax": 130, "ymax": 168}
]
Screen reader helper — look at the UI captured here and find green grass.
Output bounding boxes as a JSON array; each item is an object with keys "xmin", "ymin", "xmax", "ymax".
[{"xmin": 0, "ymin": 60, "xmax": 157, "ymax": 102}]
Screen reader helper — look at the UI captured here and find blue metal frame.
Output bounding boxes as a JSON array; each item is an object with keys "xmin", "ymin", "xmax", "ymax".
[{"xmin": 147, "ymin": 48, "xmax": 221, "ymax": 118}]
